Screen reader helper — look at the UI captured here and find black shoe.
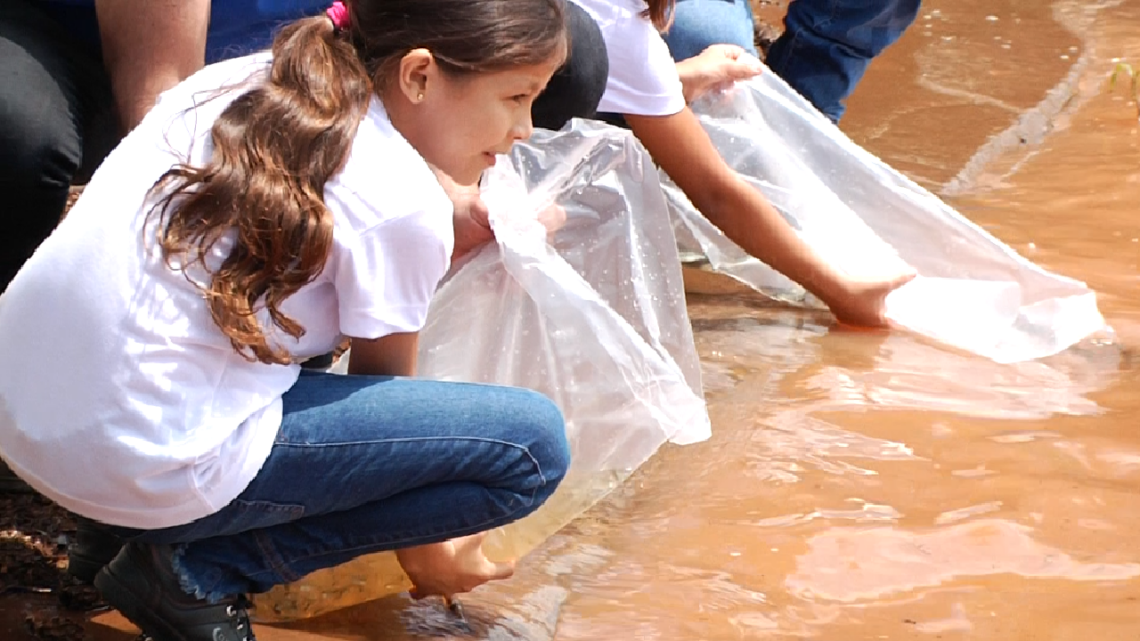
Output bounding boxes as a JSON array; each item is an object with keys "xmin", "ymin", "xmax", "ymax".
[
  {"xmin": 0, "ymin": 459, "xmax": 34, "ymax": 494},
  {"xmin": 94, "ymin": 542, "xmax": 255, "ymax": 641},
  {"xmin": 67, "ymin": 517, "xmax": 126, "ymax": 584}
]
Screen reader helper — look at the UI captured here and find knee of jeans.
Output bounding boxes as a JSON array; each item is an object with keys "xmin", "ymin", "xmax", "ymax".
[
  {"xmin": 782, "ymin": 0, "xmax": 854, "ymax": 41},
  {"xmin": 512, "ymin": 389, "xmax": 571, "ymax": 493},
  {"xmin": 663, "ymin": 1, "xmax": 758, "ymax": 61},
  {"xmin": 531, "ymin": 2, "xmax": 609, "ymax": 130}
]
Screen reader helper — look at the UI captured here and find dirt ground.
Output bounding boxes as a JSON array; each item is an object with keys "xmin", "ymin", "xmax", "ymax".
[
  {"xmin": 1, "ymin": 4, "xmax": 791, "ymax": 640},
  {"xmin": 0, "ymin": 494, "xmax": 108, "ymax": 640}
]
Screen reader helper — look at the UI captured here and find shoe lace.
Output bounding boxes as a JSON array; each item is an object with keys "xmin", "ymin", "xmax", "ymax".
[
  {"xmin": 225, "ymin": 595, "xmax": 257, "ymax": 641},
  {"xmin": 134, "ymin": 595, "xmax": 256, "ymax": 641}
]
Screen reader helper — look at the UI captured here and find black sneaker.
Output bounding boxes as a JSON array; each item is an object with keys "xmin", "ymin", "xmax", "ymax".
[
  {"xmin": 67, "ymin": 517, "xmax": 126, "ymax": 585},
  {"xmin": 94, "ymin": 542, "xmax": 255, "ymax": 641},
  {"xmin": 0, "ymin": 459, "xmax": 34, "ymax": 494}
]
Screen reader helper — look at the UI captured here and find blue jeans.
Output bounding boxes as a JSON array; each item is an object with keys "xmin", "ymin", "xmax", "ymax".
[
  {"xmin": 662, "ymin": 0, "xmax": 921, "ymax": 122},
  {"xmin": 117, "ymin": 372, "xmax": 570, "ymax": 601},
  {"xmin": 662, "ymin": 0, "xmax": 760, "ymax": 61}
]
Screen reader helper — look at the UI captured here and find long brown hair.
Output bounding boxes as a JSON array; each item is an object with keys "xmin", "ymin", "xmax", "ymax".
[
  {"xmin": 148, "ymin": 0, "xmax": 568, "ymax": 365},
  {"xmin": 644, "ymin": 0, "xmax": 676, "ymax": 30}
]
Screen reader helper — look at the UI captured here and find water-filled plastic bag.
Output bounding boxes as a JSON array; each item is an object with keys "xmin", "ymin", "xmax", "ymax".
[{"xmin": 666, "ymin": 65, "xmax": 1105, "ymax": 363}]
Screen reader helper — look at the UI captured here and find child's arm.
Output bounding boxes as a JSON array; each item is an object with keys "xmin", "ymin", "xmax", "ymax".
[
  {"xmin": 347, "ymin": 332, "xmax": 419, "ymax": 377},
  {"xmin": 625, "ymin": 109, "xmax": 914, "ymax": 327}
]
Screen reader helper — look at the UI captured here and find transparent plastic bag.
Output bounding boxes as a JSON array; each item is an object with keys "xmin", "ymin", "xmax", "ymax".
[
  {"xmin": 252, "ymin": 120, "xmax": 711, "ymax": 622},
  {"xmin": 665, "ymin": 64, "xmax": 1106, "ymax": 364}
]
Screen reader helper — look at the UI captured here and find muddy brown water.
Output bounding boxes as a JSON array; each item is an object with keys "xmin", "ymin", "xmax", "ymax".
[{"xmin": 5, "ymin": 0, "xmax": 1139, "ymax": 639}]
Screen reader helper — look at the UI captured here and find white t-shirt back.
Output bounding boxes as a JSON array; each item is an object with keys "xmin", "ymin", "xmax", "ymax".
[
  {"xmin": 569, "ymin": 0, "xmax": 686, "ymax": 117},
  {"xmin": 0, "ymin": 53, "xmax": 454, "ymax": 529}
]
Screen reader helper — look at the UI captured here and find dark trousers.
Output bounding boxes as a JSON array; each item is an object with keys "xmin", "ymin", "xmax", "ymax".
[
  {"xmin": 0, "ymin": 0, "xmax": 609, "ymax": 294},
  {"xmin": 0, "ymin": 0, "xmax": 116, "ymax": 292}
]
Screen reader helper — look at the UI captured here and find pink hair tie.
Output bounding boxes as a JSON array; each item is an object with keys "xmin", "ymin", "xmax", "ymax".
[{"xmin": 326, "ymin": 1, "xmax": 350, "ymax": 31}]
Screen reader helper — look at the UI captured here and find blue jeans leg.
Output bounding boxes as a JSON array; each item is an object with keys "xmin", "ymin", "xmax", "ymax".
[
  {"xmin": 765, "ymin": 0, "xmax": 922, "ymax": 122},
  {"xmin": 661, "ymin": 0, "xmax": 759, "ymax": 62},
  {"xmin": 129, "ymin": 372, "xmax": 571, "ymax": 601}
]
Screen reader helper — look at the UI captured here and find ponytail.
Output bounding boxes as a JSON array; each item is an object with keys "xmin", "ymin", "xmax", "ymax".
[
  {"xmin": 644, "ymin": 0, "xmax": 675, "ymax": 30},
  {"xmin": 148, "ymin": 17, "xmax": 373, "ymax": 365}
]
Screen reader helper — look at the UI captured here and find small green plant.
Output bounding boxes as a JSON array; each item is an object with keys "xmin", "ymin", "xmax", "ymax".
[{"xmin": 1109, "ymin": 61, "xmax": 1140, "ymax": 121}]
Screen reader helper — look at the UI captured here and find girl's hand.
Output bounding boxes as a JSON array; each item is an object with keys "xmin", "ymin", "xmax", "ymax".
[
  {"xmin": 535, "ymin": 202, "xmax": 567, "ymax": 235},
  {"xmin": 429, "ymin": 165, "xmax": 494, "ymax": 262},
  {"xmin": 435, "ymin": 166, "xmax": 567, "ymax": 262},
  {"xmin": 449, "ymin": 183, "xmax": 494, "ymax": 262},
  {"xmin": 675, "ymin": 44, "xmax": 765, "ymax": 104},
  {"xmin": 825, "ymin": 271, "xmax": 917, "ymax": 328},
  {"xmin": 396, "ymin": 533, "xmax": 515, "ymax": 600}
]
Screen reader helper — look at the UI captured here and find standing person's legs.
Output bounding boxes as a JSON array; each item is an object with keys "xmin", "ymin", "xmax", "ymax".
[
  {"xmin": 531, "ymin": 0, "xmax": 610, "ymax": 130},
  {"xmin": 765, "ymin": 0, "xmax": 921, "ymax": 122},
  {"xmin": 0, "ymin": 0, "xmax": 116, "ymax": 293},
  {"xmin": 93, "ymin": 372, "xmax": 570, "ymax": 641},
  {"xmin": 660, "ymin": 0, "xmax": 759, "ymax": 62}
]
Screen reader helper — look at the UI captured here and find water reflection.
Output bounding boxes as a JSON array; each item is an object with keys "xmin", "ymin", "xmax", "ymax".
[
  {"xmin": 786, "ymin": 519, "xmax": 1140, "ymax": 603},
  {"xmin": 802, "ymin": 332, "xmax": 1119, "ymax": 419}
]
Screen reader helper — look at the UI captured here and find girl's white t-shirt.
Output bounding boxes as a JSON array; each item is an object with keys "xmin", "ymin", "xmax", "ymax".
[
  {"xmin": 0, "ymin": 54, "xmax": 454, "ymax": 529},
  {"xmin": 569, "ymin": 0, "xmax": 686, "ymax": 117}
]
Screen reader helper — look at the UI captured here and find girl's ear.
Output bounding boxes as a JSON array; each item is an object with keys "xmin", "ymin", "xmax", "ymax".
[{"xmin": 396, "ymin": 48, "xmax": 436, "ymax": 104}]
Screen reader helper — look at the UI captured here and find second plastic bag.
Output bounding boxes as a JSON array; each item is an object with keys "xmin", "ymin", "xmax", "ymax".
[
  {"xmin": 252, "ymin": 120, "xmax": 711, "ymax": 622},
  {"xmin": 666, "ymin": 65, "xmax": 1106, "ymax": 364}
]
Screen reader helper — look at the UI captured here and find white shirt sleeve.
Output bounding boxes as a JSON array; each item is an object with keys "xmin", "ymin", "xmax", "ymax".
[
  {"xmin": 326, "ymin": 201, "xmax": 454, "ymax": 340},
  {"xmin": 571, "ymin": 0, "xmax": 686, "ymax": 117},
  {"xmin": 319, "ymin": 97, "xmax": 456, "ymax": 340}
]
